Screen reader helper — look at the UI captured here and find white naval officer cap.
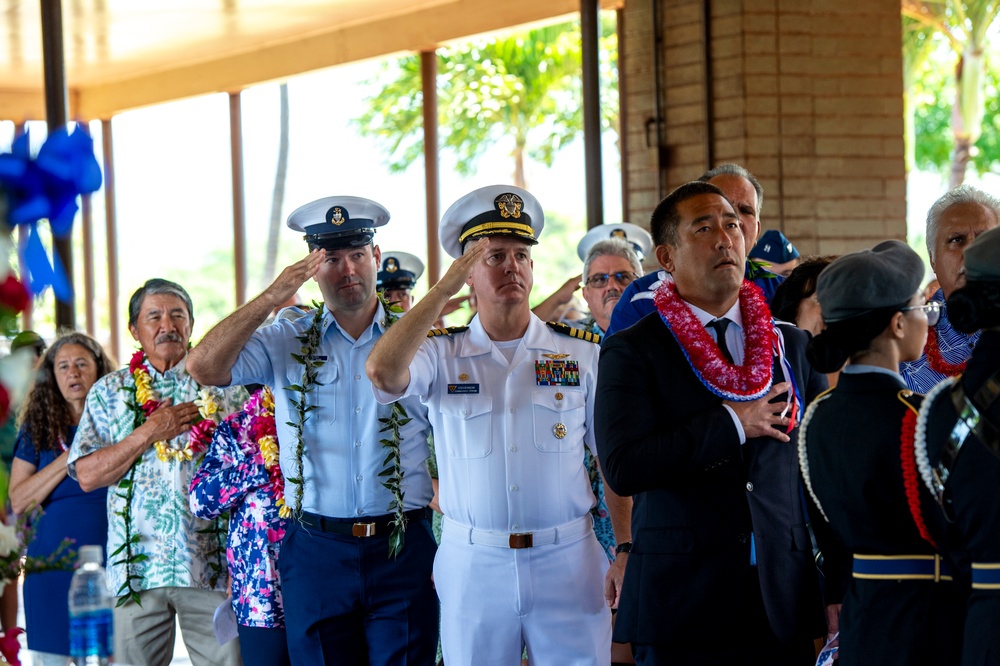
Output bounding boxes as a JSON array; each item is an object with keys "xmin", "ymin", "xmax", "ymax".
[
  {"xmin": 439, "ymin": 185, "xmax": 545, "ymax": 259},
  {"xmin": 577, "ymin": 222, "xmax": 653, "ymax": 262},
  {"xmin": 287, "ymin": 196, "xmax": 389, "ymax": 250},
  {"xmin": 378, "ymin": 251, "xmax": 425, "ymax": 290}
]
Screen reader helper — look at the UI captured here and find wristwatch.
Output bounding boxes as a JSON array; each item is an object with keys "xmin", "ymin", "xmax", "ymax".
[{"xmin": 615, "ymin": 541, "xmax": 632, "ymax": 555}]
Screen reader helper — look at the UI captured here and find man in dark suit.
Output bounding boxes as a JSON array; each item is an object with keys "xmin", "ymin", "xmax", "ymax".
[{"xmin": 595, "ymin": 181, "xmax": 830, "ymax": 665}]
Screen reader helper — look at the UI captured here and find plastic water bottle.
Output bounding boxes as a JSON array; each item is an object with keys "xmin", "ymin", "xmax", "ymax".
[{"xmin": 68, "ymin": 545, "xmax": 114, "ymax": 665}]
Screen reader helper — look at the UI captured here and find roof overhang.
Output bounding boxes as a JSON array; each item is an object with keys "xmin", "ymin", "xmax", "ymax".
[{"xmin": 1, "ymin": 0, "xmax": 621, "ymax": 122}]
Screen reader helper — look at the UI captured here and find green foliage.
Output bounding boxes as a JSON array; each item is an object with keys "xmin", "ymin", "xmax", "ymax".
[
  {"xmin": 903, "ymin": 0, "xmax": 1000, "ymax": 183},
  {"xmin": 529, "ymin": 210, "xmax": 588, "ymax": 308},
  {"xmin": 912, "ymin": 41, "xmax": 1000, "ymax": 176},
  {"xmin": 354, "ymin": 17, "xmax": 619, "ymax": 184}
]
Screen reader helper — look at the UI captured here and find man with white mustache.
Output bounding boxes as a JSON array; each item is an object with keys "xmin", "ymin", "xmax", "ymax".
[{"xmin": 69, "ymin": 278, "xmax": 248, "ymax": 666}]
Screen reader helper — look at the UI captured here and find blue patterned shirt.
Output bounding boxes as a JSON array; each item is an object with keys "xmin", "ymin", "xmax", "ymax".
[
  {"xmin": 900, "ymin": 289, "xmax": 980, "ymax": 393},
  {"xmin": 68, "ymin": 358, "xmax": 248, "ymax": 594}
]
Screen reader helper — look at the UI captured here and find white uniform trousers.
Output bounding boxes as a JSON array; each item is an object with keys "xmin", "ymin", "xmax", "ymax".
[{"xmin": 436, "ymin": 516, "xmax": 612, "ymax": 666}]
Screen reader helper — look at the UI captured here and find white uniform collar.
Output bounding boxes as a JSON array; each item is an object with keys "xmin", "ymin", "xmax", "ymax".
[
  {"xmin": 459, "ymin": 312, "xmax": 562, "ymax": 358},
  {"xmin": 323, "ymin": 299, "xmax": 386, "ymax": 344}
]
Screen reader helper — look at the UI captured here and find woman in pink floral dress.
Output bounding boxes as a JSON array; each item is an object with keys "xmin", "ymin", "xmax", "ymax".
[{"xmin": 190, "ymin": 387, "xmax": 290, "ymax": 666}]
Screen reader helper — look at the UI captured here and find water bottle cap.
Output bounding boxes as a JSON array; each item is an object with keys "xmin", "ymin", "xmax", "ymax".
[{"xmin": 79, "ymin": 545, "xmax": 103, "ymax": 565}]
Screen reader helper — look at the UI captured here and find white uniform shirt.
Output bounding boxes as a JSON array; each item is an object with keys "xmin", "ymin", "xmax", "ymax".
[
  {"xmin": 230, "ymin": 305, "xmax": 433, "ymax": 518},
  {"xmin": 374, "ymin": 314, "xmax": 598, "ymax": 533}
]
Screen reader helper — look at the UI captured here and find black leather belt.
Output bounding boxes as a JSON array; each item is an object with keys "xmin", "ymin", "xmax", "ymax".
[{"xmin": 299, "ymin": 508, "xmax": 429, "ymax": 537}]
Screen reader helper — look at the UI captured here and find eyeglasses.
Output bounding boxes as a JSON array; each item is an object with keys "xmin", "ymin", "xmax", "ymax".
[
  {"xmin": 585, "ymin": 271, "xmax": 637, "ymax": 288},
  {"xmin": 900, "ymin": 301, "xmax": 941, "ymax": 327}
]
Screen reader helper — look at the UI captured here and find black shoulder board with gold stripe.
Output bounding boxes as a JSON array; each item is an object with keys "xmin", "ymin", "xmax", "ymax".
[
  {"xmin": 546, "ymin": 321, "xmax": 602, "ymax": 344},
  {"xmin": 427, "ymin": 326, "xmax": 469, "ymax": 338},
  {"xmin": 896, "ymin": 389, "xmax": 924, "ymax": 415}
]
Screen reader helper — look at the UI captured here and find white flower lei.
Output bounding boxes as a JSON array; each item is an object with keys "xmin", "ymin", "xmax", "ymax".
[
  {"xmin": 797, "ymin": 393, "xmax": 832, "ymax": 523},
  {"xmin": 914, "ymin": 376, "xmax": 958, "ymax": 501}
]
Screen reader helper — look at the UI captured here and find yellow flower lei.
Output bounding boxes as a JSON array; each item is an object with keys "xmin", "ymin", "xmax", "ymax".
[{"xmin": 130, "ymin": 358, "xmax": 221, "ymax": 462}]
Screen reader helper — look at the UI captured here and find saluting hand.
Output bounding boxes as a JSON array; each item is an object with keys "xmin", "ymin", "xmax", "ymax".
[
  {"xmin": 725, "ymin": 382, "xmax": 792, "ymax": 442},
  {"xmin": 266, "ymin": 249, "xmax": 326, "ymax": 307},
  {"xmin": 435, "ymin": 239, "xmax": 489, "ymax": 298},
  {"xmin": 142, "ymin": 399, "xmax": 200, "ymax": 444}
]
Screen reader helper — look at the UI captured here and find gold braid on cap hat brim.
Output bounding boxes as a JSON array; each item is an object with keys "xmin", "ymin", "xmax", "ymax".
[{"xmin": 459, "ymin": 222, "xmax": 536, "ymax": 244}]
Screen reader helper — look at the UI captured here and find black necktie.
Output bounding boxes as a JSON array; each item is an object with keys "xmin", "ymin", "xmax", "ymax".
[{"xmin": 708, "ymin": 318, "xmax": 735, "ymax": 364}]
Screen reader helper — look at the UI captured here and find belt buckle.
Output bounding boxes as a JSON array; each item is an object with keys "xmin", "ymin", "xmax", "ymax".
[
  {"xmin": 352, "ymin": 522, "xmax": 376, "ymax": 537},
  {"xmin": 509, "ymin": 533, "xmax": 533, "ymax": 549}
]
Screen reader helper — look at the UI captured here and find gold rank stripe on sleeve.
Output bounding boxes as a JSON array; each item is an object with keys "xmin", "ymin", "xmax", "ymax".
[
  {"xmin": 545, "ymin": 321, "xmax": 602, "ymax": 344},
  {"xmin": 427, "ymin": 326, "xmax": 469, "ymax": 338}
]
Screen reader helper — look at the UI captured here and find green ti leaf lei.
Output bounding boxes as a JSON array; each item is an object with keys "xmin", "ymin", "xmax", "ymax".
[
  {"xmin": 285, "ymin": 302, "xmax": 327, "ymax": 517},
  {"xmin": 114, "ymin": 359, "xmax": 226, "ymax": 607},
  {"xmin": 377, "ymin": 292, "xmax": 408, "ymax": 558},
  {"xmin": 113, "ymin": 386, "xmax": 148, "ymax": 608},
  {"xmin": 285, "ymin": 296, "xmax": 409, "ymax": 558}
]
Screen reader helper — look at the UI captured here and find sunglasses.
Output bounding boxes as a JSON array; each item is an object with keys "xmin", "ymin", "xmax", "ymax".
[
  {"xmin": 900, "ymin": 301, "xmax": 941, "ymax": 327},
  {"xmin": 584, "ymin": 271, "xmax": 637, "ymax": 288}
]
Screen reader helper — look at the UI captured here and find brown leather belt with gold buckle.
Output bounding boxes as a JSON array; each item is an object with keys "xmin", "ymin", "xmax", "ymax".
[
  {"xmin": 300, "ymin": 508, "xmax": 428, "ymax": 538},
  {"xmin": 352, "ymin": 522, "xmax": 376, "ymax": 537}
]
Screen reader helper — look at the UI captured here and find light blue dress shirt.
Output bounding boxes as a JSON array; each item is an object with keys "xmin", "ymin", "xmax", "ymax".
[{"xmin": 229, "ymin": 305, "xmax": 433, "ymax": 518}]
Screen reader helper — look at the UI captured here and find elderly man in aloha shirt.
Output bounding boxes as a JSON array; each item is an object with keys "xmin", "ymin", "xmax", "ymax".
[
  {"xmin": 901, "ymin": 184, "xmax": 1000, "ymax": 393},
  {"xmin": 69, "ymin": 279, "xmax": 248, "ymax": 666}
]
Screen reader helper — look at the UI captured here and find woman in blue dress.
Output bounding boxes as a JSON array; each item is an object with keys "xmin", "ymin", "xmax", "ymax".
[{"xmin": 9, "ymin": 332, "xmax": 115, "ymax": 655}]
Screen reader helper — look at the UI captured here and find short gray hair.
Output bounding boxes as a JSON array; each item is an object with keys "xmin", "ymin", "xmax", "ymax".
[
  {"xmin": 583, "ymin": 238, "xmax": 643, "ymax": 282},
  {"xmin": 699, "ymin": 163, "xmax": 764, "ymax": 219},
  {"xmin": 926, "ymin": 185, "xmax": 1000, "ymax": 260},
  {"xmin": 128, "ymin": 279, "xmax": 194, "ymax": 328}
]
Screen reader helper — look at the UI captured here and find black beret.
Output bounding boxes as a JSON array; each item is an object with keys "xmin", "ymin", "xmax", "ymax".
[{"xmin": 816, "ymin": 240, "xmax": 924, "ymax": 323}]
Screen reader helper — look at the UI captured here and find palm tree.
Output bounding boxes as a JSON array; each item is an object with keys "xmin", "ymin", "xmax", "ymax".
[
  {"xmin": 354, "ymin": 20, "xmax": 618, "ymax": 189},
  {"xmin": 262, "ymin": 83, "xmax": 290, "ymax": 288},
  {"xmin": 902, "ymin": 0, "xmax": 1000, "ymax": 187}
]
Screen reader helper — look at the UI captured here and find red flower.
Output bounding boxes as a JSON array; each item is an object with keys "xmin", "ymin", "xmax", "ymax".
[
  {"xmin": 248, "ymin": 417, "xmax": 277, "ymax": 442},
  {"xmin": 140, "ymin": 399, "xmax": 161, "ymax": 416},
  {"xmin": 0, "ymin": 385, "xmax": 9, "ymax": 424},
  {"xmin": 0, "ymin": 275, "xmax": 29, "ymax": 314},
  {"xmin": 129, "ymin": 351, "xmax": 146, "ymax": 374},
  {"xmin": 0, "ymin": 626, "xmax": 23, "ymax": 665},
  {"xmin": 189, "ymin": 419, "xmax": 217, "ymax": 453}
]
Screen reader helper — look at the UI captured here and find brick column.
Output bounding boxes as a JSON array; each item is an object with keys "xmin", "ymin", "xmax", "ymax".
[{"xmin": 622, "ymin": 0, "xmax": 906, "ymax": 255}]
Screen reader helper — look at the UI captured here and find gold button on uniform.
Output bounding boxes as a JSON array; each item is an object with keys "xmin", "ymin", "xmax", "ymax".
[{"xmin": 555, "ymin": 392, "xmax": 563, "ymax": 400}]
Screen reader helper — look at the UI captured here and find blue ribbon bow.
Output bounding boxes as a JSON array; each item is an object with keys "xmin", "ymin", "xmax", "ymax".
[{"xmin": 0, "ymin": 126, "xmax": 103, "ymax": 301}]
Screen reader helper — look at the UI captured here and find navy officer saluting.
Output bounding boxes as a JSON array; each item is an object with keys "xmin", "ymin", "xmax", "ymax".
[
  {"xmin": 378, "ymin": 250, "xmax": 424, "ymax": 313},
  {"xmin": 367, "ymin": 185, "xmax": 614, "ymax": 665},
  {"xmin": 187, "ymin": 196, "xmax": 438, "ymax": 665}
]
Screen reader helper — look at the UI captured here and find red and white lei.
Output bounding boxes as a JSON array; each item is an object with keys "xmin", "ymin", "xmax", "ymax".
[
  {"xmin": 128, "ymin": 350, "xmax": 220, "ymax": 462},
  {"xmin": 654, "ymin": 279, "xmax": 777, "ymax": 402}
]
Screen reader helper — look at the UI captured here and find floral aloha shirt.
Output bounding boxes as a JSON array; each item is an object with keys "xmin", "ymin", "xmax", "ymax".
[
  {"xmin": 68, "ymin": 358, "xmax": 247, "ymax": 596},
  {"xmin": 190, "ymin": 389, "xmax": 287, "ymax": 628}
]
